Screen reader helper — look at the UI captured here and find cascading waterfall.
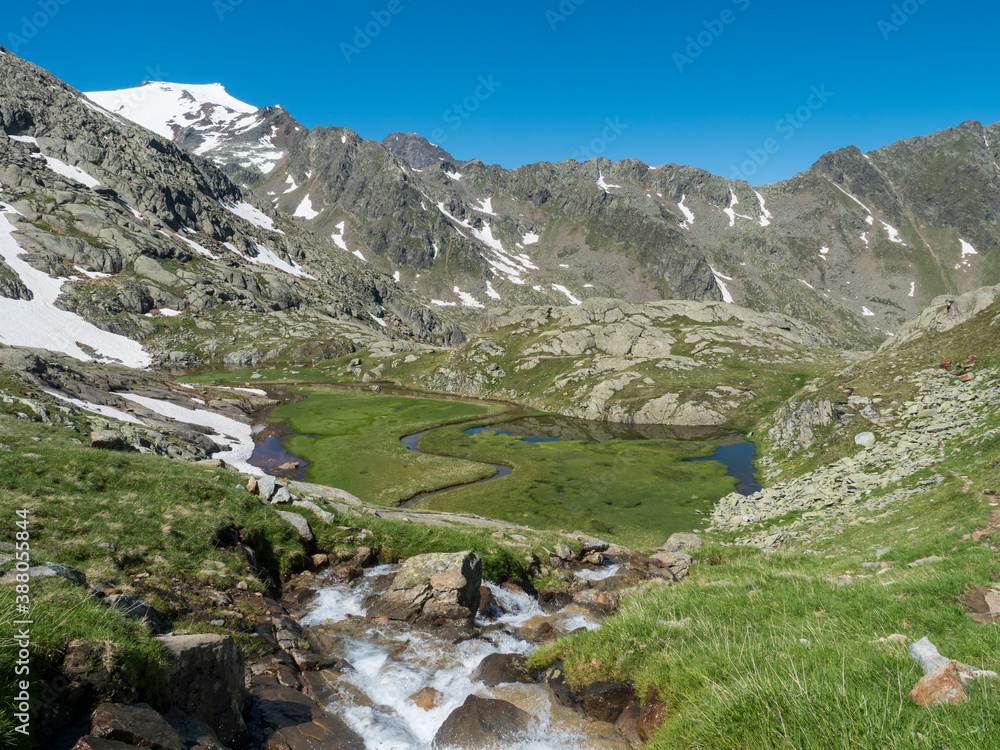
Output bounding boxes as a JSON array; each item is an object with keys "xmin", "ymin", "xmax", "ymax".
[{"xmin": 299, "ymin": 567, "xmax": 622, "ymax": 750}]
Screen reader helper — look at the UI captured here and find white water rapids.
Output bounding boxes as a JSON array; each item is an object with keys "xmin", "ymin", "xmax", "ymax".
[{"xmin": 299, "ymin": 566, "xmax": 624, "ymax": 749}]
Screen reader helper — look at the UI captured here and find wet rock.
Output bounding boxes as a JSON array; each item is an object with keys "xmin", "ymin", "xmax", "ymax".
[
  {"xmin": 89, "ymin": 703, "xmax": 183, "ymax": 750},
  {"xmin": 471, "ymin": 653, "xmax": 532, "ymax": 687},
  {"xmin": 156, "ymin": 634, "xmax": 246, "ymax": 746},
  {"xmin": 638, "ymin": 687, "xmax": 669, "ymax": 742},
  {"xmin": 572, "ymin": 589, "xmax": 620, "ymax": 616},
  {"xmin": 615, "ymin": 700, "xmax": 642, "ymax": 747},
  {"xmin": 250, "ymin": 677, "xmax": 365, "ymax": 749},
  {"xmin": 331, "ymin": 565, "xmax": 362, "ymax": 584},
  {"xmin": 409, "ymin": 686, "xmax": 444, "ymax": 711},
  {"xmin": 72, "ymin": 737, "xmax": 145, "ymax": 750},
  {"xmin": 366, "ymin": 551, "xmax": 481, "ymax": 627},
  {"xmin": 514, "ymin": 614, "xmax": 560, "ymax": 643},
  {"xmin": 584, "ymin": 681, "xmax": 636, "ymax": 724},
  {"xmin": 433, "ymin": 695, "xmax": 530, "ymax": 750}
]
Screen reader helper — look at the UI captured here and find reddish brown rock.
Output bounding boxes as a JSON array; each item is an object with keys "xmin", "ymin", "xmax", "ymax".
[
  {"xmin": 409, "ymin": 686, "xmax": 445, "ymax": 711},
  {"xmin": 909, "ymin": 661, "xmax": 968, "ymax": 707},
  {"xmin": 615, "ymin": 700, "xmax": 642, "ymax": 747},
  {"xmin": 584, "ymin": 681, "xmax": 636, "ymax": 723}
]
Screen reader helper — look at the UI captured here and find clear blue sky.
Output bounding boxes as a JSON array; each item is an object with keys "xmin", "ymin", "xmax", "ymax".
[{"xmin": 4, "ymin": 0, "xmax": 998, "ymax": 184}]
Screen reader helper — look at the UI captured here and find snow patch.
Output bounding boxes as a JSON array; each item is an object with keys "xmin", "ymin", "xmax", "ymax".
[
  {"xmin": 331, "ymin": 221, "xmax": 366, "ymax": 262},
  {"xmin": 252, "ymin": 244, "xmax": 316, "ymax": 279},
  {"xmin": 909, "ymin": 281, "xmax": 915, "ymax": 297},
  {"xmin": 368, "ymin": 313, "xmax": 387, "ymax": 327},
  {"xmin": 485, "ymin": 281, "xmax": 501, "ymax": 300},
  {"xmin": 522, "ymin": 232, "xmax": 539, "ymax": 245},
  {"xmin": 956, "ymin": 239, "xmax": 978, "ymax": 271},
  {"xmin": 444, "ymin": 171, "xmax": 462, "ymax": 181},
  {"xmin": 709, "ymin": 266, "xmax": 734, "ymax": 304},
  {"xmin": 677, "ymin": 194, "xmax": 695, "ymax": 229},
  {"xmin": 41, "ymin": 388, "xmax": 142, "ymax": 425},
  {"xmin": 862, "ymin": 307, "xmax": 876, "ymax": 317},
  {"xmin": 472, "ymin": 197, "xmax": 496, "ymax": 215},
  {"xmin": 283, "ymin": 175, "xmax": 299, "ymax": 194},
  {"xmin": 798, "ymin": 279, "xmax": 815, "ymax": 290},
  {"xmin": 0, "ymin": 211, "xmax": 151, "ymax": 367},
  {"xmin": 453, "ymin": 287, "xmax": 484, "ymax": 309},
  {"xmin": 881, "ymin": 221, "xmax": 906, "ymax": 245},
  {"xmin": 293, "ymin": 194, "xmax": 321, "ymax": 220},
  {"xmin": 552, "ymin": 284, "xmax": 582, "ymax": 305},
  {"xmin": 754, "ymin": 190, "xmax": 773, "ymax": 227},
  {"xmin": 221, "ymin": 201, "xmax": 284, "ymax": 234},
  {"xmin": 120, "ymin": 394, "xmax": 260, "ymax": 475},
  {"xmin": 596, "ymin": 172, "xmax": 621, "ymax": 192}
]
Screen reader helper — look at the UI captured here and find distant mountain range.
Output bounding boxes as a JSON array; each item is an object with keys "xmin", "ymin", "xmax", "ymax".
[{"xmin": 86, "ymin": 80, "xmax": 1000, "ymax": 347}]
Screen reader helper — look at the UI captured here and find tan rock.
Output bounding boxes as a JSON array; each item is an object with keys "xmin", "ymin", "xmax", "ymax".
[{"xmin": 909, "ymin": 661, "xmax": 967, "ymax": 707}]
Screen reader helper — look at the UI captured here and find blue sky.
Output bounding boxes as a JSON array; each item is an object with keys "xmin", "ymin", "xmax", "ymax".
[{"xmin": 4, "ymin": 0, "xmax": 998, "ymax": 183}]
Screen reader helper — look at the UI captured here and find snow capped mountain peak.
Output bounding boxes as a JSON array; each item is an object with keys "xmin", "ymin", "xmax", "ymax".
[
  {"xmin": 86, "ymin": 81, "xmax": 260, "ymax": 140},
  {"xmin": 86, "ymin": 81, "xmax": 289, "ymax": 175}
]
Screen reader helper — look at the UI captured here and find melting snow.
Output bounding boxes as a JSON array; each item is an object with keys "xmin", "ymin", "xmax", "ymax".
[
  {"xmin": 41, "ymin": 388, "xmax": 142, "ymax": 425},
  {"xmin": 430, "ymin": 299, "xmax": 457, "ymax": 307},
  {"xmin": 551, "ymin": 284, "xmax": 582, "ymax": 305},
  {"xmin": 862, "ymin": 307, "xmax": 876, "ymax": 317},
  {"xmin": 724, "ymin": 189, "xmax": 753, "ymax": 226},
  {"xmin": 485, "ymin": 281, "xmax": 501, "ymax": 300},
  {"xmin": 881, "ymin": 221, "xmax": 906, "ymax": 245},
  {"xmin": 677, "ymin": 194, "xmax": 695, "ymax": 229},
  {"xmin": 596, "ymin": 172, "xmax": 621, "ymax": 192},
  {"xmin": 956, "ymin": 239, "xmax": 978, "ymax": 271},
  {"xmin": 331, "ymin": 221, "xmax": 366, "ymax": 262},
  {"xmin": 120, "ymin": 394, "xmax": 259, "ymax": 474},
  {"xmin": 393, "ymin": 271, "xmax": 400, "ymax": 283},
  {"xmin": 176, "ymin": 231, "xmax": 218, "ymax": 260},
  {"xmin": 444, "ymin": 171, "xmax": 462, "ymax": 181},
  {"xmin": 252, "ymin": 244, "xmax": 316, "ymax": 279},
  {"xmin": 860, "ymin": 232, "xmax": 870, "ymax": 247},
  {"xmin": 909, "ymin": 281, "xmax": 915, "ymax": 297},
  {"xmin": 435, "ymin": 202, "xmax": 537, "ymax": 284},
  {"xmin": 798, "ymin": 279, "xmax": 815, "ymax": 290},
  {"xmin": 453, "ymin": 287, "xmax": 484, "ymax": 308},
  {"xmin": 220, "ymin": 201, "xmax": 284, "ymax": 234},
  {"xmin": 472, "ymin": 197, "xmax": 496, "ymax": 215},
  {"xmin": 293, "ymin": 194, "xmax": 320, "ymax": 220},
  {"xmin": 73, "ymin": 266, "xmax": 112, "ymax": 279},
  {"xmin": 709, "ymin": 266, "xmax": 735, "ymax": 304},
  {"xmin": 12, "ymin": 137, "xmax": 100, "ymax": 188},
  {"xmin": 0, "ymin": 210, "xmax": 151, "ymax": 368},
  {"xmin": 368, "ymin": 313, "xmax": 387, "ymax": 327},
  {"xmin": 754, "ymin": 190, "xmax": 773, "ymax": 227},
  {"xmin": 283, "ymin": 175, "xmax": 299, "ymax": 194},
  {"xmin": 522, "ymin": 232, "xmax": 539, "ymax": 245}
]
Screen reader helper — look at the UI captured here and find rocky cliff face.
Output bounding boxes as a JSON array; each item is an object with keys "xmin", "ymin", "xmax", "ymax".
[
  {"xmin": 0, "ymin": 50, "xmax": 465, "ymax": 371},
  {"xmin": 381, "ymin": 132, "xmax": 457, "ymax": 168}
]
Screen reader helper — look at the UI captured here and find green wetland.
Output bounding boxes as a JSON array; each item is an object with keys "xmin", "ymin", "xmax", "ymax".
[{"xmin": 250, "ymin": 386, "xmax": 755, "ymax": 549}]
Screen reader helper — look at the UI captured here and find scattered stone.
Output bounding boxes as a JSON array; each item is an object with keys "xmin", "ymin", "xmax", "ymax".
[
  {"xmin": 661, "ymin": 532, "xmax": 703, "ymax": 554},
  {"xmin": 89, "ymin": 430, "xmax": 129, "ymax": 451},
  {"xmin": 256, "ymin": 475, "xmax": 278, "ymax": 502},
  {"xmin": 854, "ymin": 431, "xmax": 876, "ymax": 449},
  {"xmin": 276, "ymin": 510, "xmax": 314, "ymax": 546},
  {"xmin": 908, "ymin": 556, "xmax": 944, "ymax": 568}
]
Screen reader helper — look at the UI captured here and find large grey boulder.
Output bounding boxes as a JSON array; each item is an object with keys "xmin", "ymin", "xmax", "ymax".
[
  {"xmin": 661, "ymin": 532, "xmax": 703, "ymax": 554},
  {"xmin": 156, "ymin": 634, "xmax": 246, "ymax": 746},
  {"xmin": 433, "ymin": 695, "xmax": 530, "ymax": 749},
  {"xmin": 366, "ymin": 551, "xmax": 482, "ymax": 627},
  {"xmin": 276, "ymin": 510, "xmax": 314, "ymax": 546}
]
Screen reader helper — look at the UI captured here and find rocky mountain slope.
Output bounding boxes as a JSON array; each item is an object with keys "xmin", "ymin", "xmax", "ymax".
[
  {"xmin": 0, "ymin": 50, "xmax": 466, "ymax": 373},
  {"xmin": 85, "ymin": 76, "xmax": 1000, "ymax": 350}
]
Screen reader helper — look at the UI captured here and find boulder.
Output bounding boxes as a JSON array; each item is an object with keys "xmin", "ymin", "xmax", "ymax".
[
  {"xmin": 156, "ymin": 634, "xmax": 246, "ymax": 745},
  {"xmin": 0, "ymin": 561, "xmax": 86, "ymax": 587},
  {"xmin": 72, "ymin": 737, "xmax": 146, "ymax": 750},
  {"xmin": 649, "ymin": 551, "xmax": 694, "ymax": 581},
  {"xmin": 257, "ymin": 475, "xmax": 278, "ymax": 502},
  {"xmin": 514, "ymin": 614, "xmax": 560, "ymax": 643},
  {"xmin": 366, "ymin": 551, "xmax": 481, "ymax": 627},
  {"xmin": 471, "ymin": 653, "xmax": 532, "ymax": 687},
  {"xmin": 103, "ymin": 595, "xmax": 170, "ymax": 634},
  {"xmin": 276, "ymin": 510, "xmax": 315, "ymax": 546},
  {"xmin": 909, "ymin": 661, "xmax": 967, "ymax": 707},
  {"xmin": 584, "ymin": 681, "xmax": 636, "ymax": 723},
  {"xmin": 615, "ymin": 700, "xmax": 642, "ymax": 747},
  {"xmin": 89, "ymin": 703, "xmax": 183, "ymax": 750},
  {"xmin": 90, "ymin": 430, "xmax": 129, "ymax": 451},
  {"xmin": 855, "ymin": 431, "xmax": 876, "ymax": 448},
  {"xmin": 250, "ymin": 677, "xmax": 365, "ymax": 749},
  {"xmin": 661, "ymin": 532, "xmax": 703, "ymax": 554},
  {"xmin": 433, "ymin": 695, "xmax": 530, "ymax": 749}
]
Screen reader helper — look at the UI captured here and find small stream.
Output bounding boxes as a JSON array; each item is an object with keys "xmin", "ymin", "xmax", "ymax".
[{"xmin": 299, "ymin": 565, "xmax": 625, "ymax": 750}]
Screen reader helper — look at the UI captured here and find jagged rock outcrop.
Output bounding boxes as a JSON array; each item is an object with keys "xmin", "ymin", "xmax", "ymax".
[{"xmin": 366, "ymin": 550, "xmax": 482, "ymax": 627}]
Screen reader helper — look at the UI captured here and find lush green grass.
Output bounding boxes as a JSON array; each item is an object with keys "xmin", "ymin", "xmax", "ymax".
[
  {"xmin": 267, "ymin": 387, "xmax": 509, "ymax": 506},
  {"xmin": 416, "ymin": 424, "xmax": 735, "ymax": 549},
  {"xmin": 530, "ymin": 366, "xmax": 1000, "ymax": 749}
]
